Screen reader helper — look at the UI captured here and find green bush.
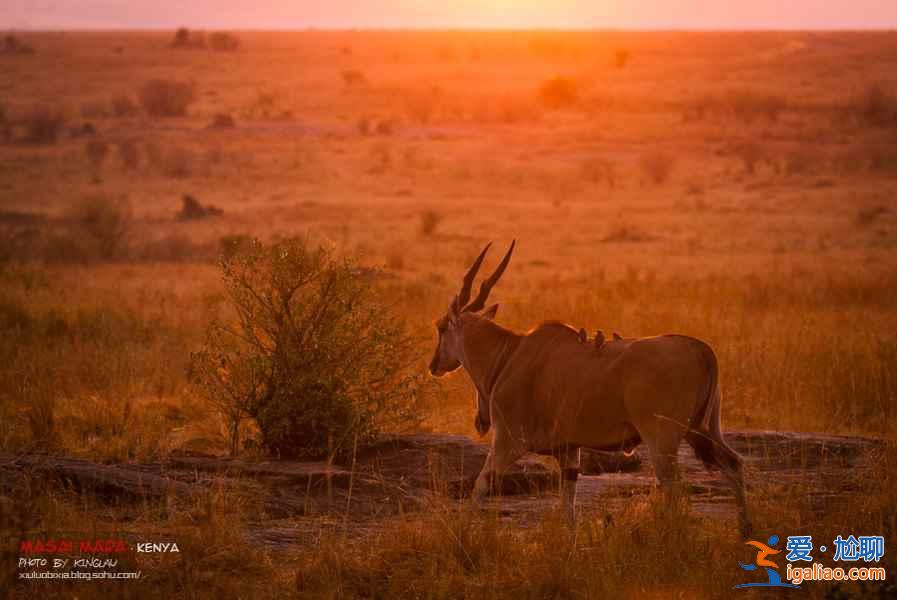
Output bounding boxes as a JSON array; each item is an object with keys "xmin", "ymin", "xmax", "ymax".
[{"xmin": 192, "ymin": 238, "xmax": 428, "ymax": 459}]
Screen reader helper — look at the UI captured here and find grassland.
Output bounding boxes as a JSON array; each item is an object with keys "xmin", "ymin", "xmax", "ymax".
[{"xmin": 1, "ymin": 30, "xmax": 896, "ymax": 598}]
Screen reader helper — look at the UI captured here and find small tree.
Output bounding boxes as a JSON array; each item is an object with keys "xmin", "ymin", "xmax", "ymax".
[
  {"xmin": 614, "ymin": 49, "xmax": 630, "ymax": 69},
  {"xmin": 192, "ymin": 238, "xmax": 428, "ymax": 459},
  {"xmin": 110, "ymin": 94, "xmax": 138, "ymax": 118}
]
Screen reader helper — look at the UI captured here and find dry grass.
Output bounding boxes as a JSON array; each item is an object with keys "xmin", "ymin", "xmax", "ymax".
[
  {"xmin": 294, "ymin": 454, "xmax": 897, "ymax": 599},
  {"xmin": 1, "ymin": 29, "xmax": 897, "ymax": 598},
  {"xmin": 4, "ymin": 432, "xmax": 892, "ymax": 599},
  {"xmin": 640, "ymin": 151, "xmax": 676, "ymax": 184}
]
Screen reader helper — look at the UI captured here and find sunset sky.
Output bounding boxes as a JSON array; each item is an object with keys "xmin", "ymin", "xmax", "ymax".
[{"xmin": 5, "ymin": 0, "xmax": 897, "ymax": 30}]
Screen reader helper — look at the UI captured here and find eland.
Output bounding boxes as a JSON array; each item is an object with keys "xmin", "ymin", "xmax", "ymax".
[{"xmin": 428, "ymin": 241, "xmax": 751, "ymax": 536}]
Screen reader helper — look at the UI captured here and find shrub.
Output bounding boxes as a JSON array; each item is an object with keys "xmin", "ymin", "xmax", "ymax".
[
  {"xmin": 110, "ymin": 94, "xmax": 138, "ymax": 117},
  {"xmin": 69, "ymin": 195, "xmax": 131, "ymax": 260},
  {"xmin": 0, "ymin": 104, "xmax": 8, "ymax": 143},
  {"xmin": 491, "ymin": 94, "xmax": 540, "ymax": 124},
  {"xmin": 406, "ymin": 92, "xmax": 437, "ymax": 124},
  {"xmin": 602, "ymin": 223, "xmax": 655, "ymax": 243},
  {"xmin": 614, "ymin": 49, "xmax": 630, "ymax": 69},
  {"xmin": 854, "ymin": 83, "xmax": 897, "ymax": 127},
  {"xmin": 732, "ymin": 140, "xmax": 765, "ymax": 175},
  {"xmin": 538, "ymin": 76, "xmax": 578, "ymax": 109},
  {"xmin": 357, "ymin": 115, "xmax": 395, "ymax": 137},
  {"xmin": 209, "ymin": 113, "xmax": 236, "ymax": 129},
  {"xmin": 219, "ymin": 234, "xmax": 252, "ymax": 260},
  {"xmin": 368, "ymin": 142, "xmax": 392, "ymax": 174},
  {"xmin": 171, "ymin": 27, "xmax": 205, "ymax": 49},
  {"xmin": 864, "ymin": 143, "xmax": 897, "ymax": 173},
  {"xmin": 855, "ymin": 205, "xmax": 891, "ymax": 227},
  {"xmin": 161, "ymin": 147, "xmax": 194, "ymax": 178},
  {"xmin": 640, "ymin": 151, "xmax": 676, "ymax": 184},
  {"xmin": 118, "ymin": 139, "xmax": 140, "ymax": 170},
  {"xmin": 137, "ymin": 233, "xmax": 209, "ymax": 262},
  {"xmin": 22, "ymin": 105, "xmax": 65, "ymax": 144},
  {"xmin": 385, "ymin": 247, "xmax": 405, "ymax": 271},
  {"xmin": 191, "ymin": 238, "xmax": 427, "ymax": 458},
  {"xmin": 726, "ymin": 88, "xmax": 787, "ymax": 123},
  {"xmin": 681, "ymin": 92, "xmax": 720, "ymax": 122},
  {"xmin": 375, "ymin": 118, "xmax": 396, "ymax": 136},
  {"xmin": 580, "ymin": 157, "xmax": 616, "ymax": 188},
  {"xmin": 204, "ymin": 145, "xmax": 224, "ymax": 168},
  {"xmin": 145, "ymin": 142, "xmax": 195, "ymax": 178},
  {"xmin": 419, "ymin": 209, "xmax": 442, "ymax": 236},
  {"xmin": 357, "ymin": 116, "xmax": 372, "ymax": 136},
  {"xmin": 177, "ymin": 194, "xmax": 223, "ymax": 220},
  {"xmin": 2, "ymin": 34, "xmax": 34, "ymax": 55},
  {"xmin": 209, "ymin": 32, "xmax": 240, "ymax": 52},
  {"xmin": 342, "ymin": 69, "xmax": 368, "ymax": 86},
  {"xmin": 139, "ymin": 79, "xmax": 196, "ymax": 117},
  {"xmin": 80, "ymin": 101, "xmax": 109, "ymax": 119},
  {"xmin": 784, "ymin": 147, "xmax": 820, "ymax": 176},
  {"xmin": 84, "ymin": 139, "xmax": 109, "ymax": 176},
  {"xmin": 172, "ymin": 27, "xmax": 191, "ymax": 47}
]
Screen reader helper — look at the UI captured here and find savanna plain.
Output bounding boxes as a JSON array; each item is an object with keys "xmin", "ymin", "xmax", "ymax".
[{"xmin": 0, "ymin": 29, "xmax": 896, "ymax": 598}]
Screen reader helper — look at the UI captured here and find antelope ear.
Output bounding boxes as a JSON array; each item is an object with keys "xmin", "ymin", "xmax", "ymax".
[{"xmin": 481, "ymin": 304, "xmax": 499, "ymax": 320}]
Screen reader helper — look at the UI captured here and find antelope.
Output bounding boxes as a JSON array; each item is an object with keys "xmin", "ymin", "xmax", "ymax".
[{"xmin": 428, "ymin": 241, "xmax": 751, "ymax": 536}]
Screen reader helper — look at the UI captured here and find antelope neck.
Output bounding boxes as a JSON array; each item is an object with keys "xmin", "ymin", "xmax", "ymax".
[{"xmin": 459, "ymin": 319, "xmax": 519, "ymax": 398}]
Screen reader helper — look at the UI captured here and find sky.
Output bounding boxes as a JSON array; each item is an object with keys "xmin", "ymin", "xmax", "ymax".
[{"xmin": 5, "ymin": 0, "xmax": 897, "ymax": 30}]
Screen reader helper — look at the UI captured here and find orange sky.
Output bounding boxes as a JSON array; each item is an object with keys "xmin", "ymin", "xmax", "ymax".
[{"xmin": 5, "ymin": 0, "xmax": 897, "ymax": 30}]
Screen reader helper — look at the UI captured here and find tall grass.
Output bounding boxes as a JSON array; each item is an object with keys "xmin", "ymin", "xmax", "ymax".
[
  {"xmin": 0, "ymin": 267, "xmax": 198, "ymax": 461},
  {"xmin": 2, "ymin": 263, "xmax": 894, "ymax": 461},
  {"xmin": 295, "ymin": 445, "xmax": 897, "ymax": 598}
]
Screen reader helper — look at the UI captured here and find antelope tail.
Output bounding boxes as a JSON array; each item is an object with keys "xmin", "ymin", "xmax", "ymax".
[{"xmin": 685, "ymin": 344, "xmax": 743, "ymax": 474}]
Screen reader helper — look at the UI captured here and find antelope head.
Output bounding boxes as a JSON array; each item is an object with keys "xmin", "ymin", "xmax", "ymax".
[{"xmin": 428, "ymin": 240, "xmax": 515, "ymax": 377}]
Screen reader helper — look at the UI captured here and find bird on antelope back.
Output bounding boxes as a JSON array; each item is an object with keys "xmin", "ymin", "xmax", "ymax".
[{"xmin": 428, "ymin": 241, "xmax": 752, "ymax": 537}]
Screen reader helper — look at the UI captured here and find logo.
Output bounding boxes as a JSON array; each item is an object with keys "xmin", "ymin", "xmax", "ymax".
[
  {"xmin": 735, "ymin": 535, "xmax": 801, "ymax": 589},
  {"xmin": 736, "ymin": 534, "xmax": 886, "ymax": 589}
]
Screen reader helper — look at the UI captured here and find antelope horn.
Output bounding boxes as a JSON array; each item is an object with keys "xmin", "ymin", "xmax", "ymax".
[
  {"xmin": 458, "ymin": 242, "xmax": 491, "ymax": 308},
  {"xmin": 464, "ymin": 240, "xmax": 515, "ymax": 312}
]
